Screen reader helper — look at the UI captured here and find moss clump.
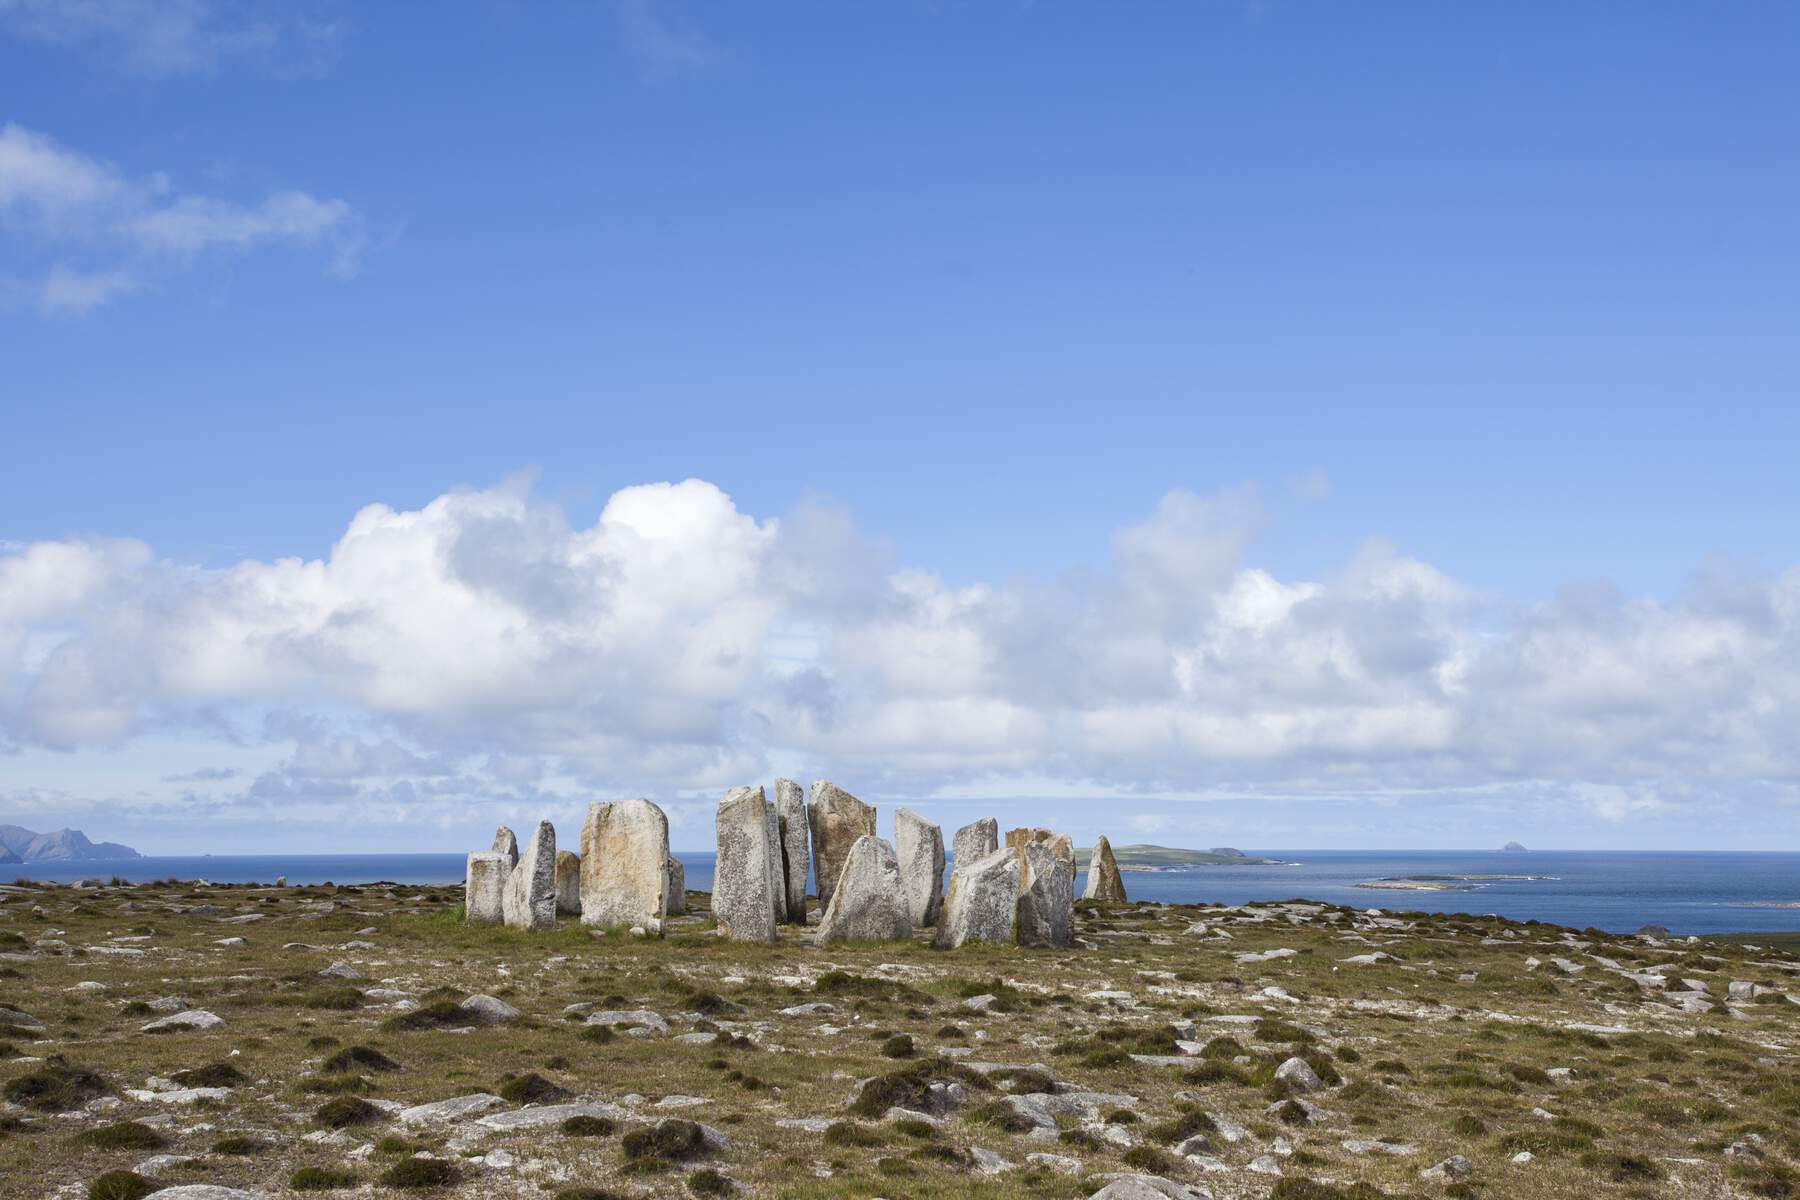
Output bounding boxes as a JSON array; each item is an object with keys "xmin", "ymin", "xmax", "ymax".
[
  {"xmin": 1122, "ymin": 1145, "xmax": 1180, "ymax": 1174},
  {"xmin": 1145, "ymin": 1104, "xmax": 1215, "ymax": 1145},
  {"xmin": 378, "ymin": 1158, "xmax": 460, "ymax": 1188},
  {"xmin": 291, "ymin": 1165, "xmax": 358, "ymax": 1190},
  {"xmin": 6, "ymin": 1058, "xmax": 106, "ymax": 1111},
  {"xmin": 498, "ymin": 1072, "xmax": 571, "ymax": 1104},
  {"xmin": 967, "ymin": 1099, "xmax": 1038, "ymax": 1134},
  {"xmin": 880, "ymin": 1034, "xmax": 916, "ymax": 1059},
  {"xmin": 381, "ymin": 999, "xmax": 476, "ymax": 1032},
  {"xmin": 822, "ymin": 1121, "xmax": 884, "ymax": 1147},
  {"xmin": 211, "ymin": 1134, "xmax": 268, "ymax": 1155},
  {"xmin": 845, "ymin": 1061, "xmax": 987, "ymax": 1118},
  {"xmin": 86, "ymin": 1172, "xmax": 154, "ymax": 1200},
  {"xmin": 579, "ymin": 1024, "xmax": 615, "ymax": 1045},
  {"xmin": 686, "ymin": 1167, "xmax": 733, "ymax": 1195},
  {"xmin": 561, "ymin": 1114, "xmax": 617, "ymax": 1136},
  {"xmin": 74, "ymin": 1122, "xmax": 166, "ymax": 1150},
  {"xmin": 314, "ymin": 1095, "xmax": 382, "ymax": 1128},
  {"xmin": 621, "ymin": 1119, "xmax": 707, "ymax": 1170},
  {"xmin": 321, "ymin": 1044, "xmax": 400, "ymax": 1073},
  {"xmin": 170, "ymin": 1061, "xmax": 247, "ymax": 1088}
]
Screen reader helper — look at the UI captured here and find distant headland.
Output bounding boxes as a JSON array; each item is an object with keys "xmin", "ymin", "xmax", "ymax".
[
  {"xmin": 0, "ymin": 825, "xmax": 141, "ymax": 864},
  {"xmin": 1069, "ymin": 843, "xmax": 1288, "ymax": 871}
]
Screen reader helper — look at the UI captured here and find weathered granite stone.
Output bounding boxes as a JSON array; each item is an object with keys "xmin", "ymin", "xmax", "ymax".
[
  {"xmin": 665, "ymin": 856, "xmax": 687, "ymax": 915},
  {"xmin": 775, "ymin": 777, "xmax": 809, "ymax": 923},
  {"xmin": 492, "ymin": 826, "xmax": 519, "ymax": 870},
  {"xmin": 714, "ymin": 786, "xmax": 778, "ymax": 943},
  {"xmin": 808, "ymin": 780, "xmax": 876, "ymax": 909},
  {"xmin": 1016, "ymin": 841, "xmax": 1075, "ymax": 949},
  {"xmin": 765, "ymin": 800, "xmax": 788, "ymax": 924},
  {"xmin": 141, "ymin": 1009, "xmax": 225, "ymax": 1033},
  {"xmin": 816, "ymin": 835, "xmax": 911, "ymax": 943},
  {"xmin": 1004, "ymin": 826, "xmax": 1054, "ymax": 854},
  {"xmin": 502, "ymin": 819, "xmax": 557, "ymax": 931},
  {"xmin": 554, "ymin": 850, "xmax": 581, "ymax": 915},
  {"xmin": 398, "ymin": 1093, "xmax": 507, "ymax": 1125},
  {"xmin": 935, "ymin": 847, "xmax": 1019, "ymax": 949},
  {"xmin": 1083, "ymin": 835, "xmax": 1128, "ymax": 903},
  {"xmin": 459, "ymin": 994, "xmax": 521, "ymax": 1024},
  {"xmin": 894, "ymin": 807, "xmax": 944, "ymax": 927},
  {"xmin": 580, "ymin": 799, "xmax": 669, "ymax": 935},
  {"xmin": 951, "ymin": 817, "xmax": 999, "ymax": 874},
  {"xmin": 465, "ymin": 851, "xmax": 507, "ymax": 925}
]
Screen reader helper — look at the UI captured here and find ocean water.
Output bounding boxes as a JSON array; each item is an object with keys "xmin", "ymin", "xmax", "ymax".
[{"xmin": 10, "ymin": 849, "xmax": 1798, "ymax": 936}]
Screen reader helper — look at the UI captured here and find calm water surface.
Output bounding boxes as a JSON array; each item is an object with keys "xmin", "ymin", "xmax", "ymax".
[{"xmin": 13, "ymin": 849, "xmax": 1798, "ymax": 936}]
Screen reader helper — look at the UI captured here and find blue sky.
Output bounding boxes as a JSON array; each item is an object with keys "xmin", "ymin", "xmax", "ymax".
[{"xmin": 3, "ymin": 2, "xmax": 1799, "ymax": 854}]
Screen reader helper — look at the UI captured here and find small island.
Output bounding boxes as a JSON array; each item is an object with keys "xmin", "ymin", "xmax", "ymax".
[
  {"xmin": 1501, "ymin": 841, "xmax": 1528, "ymax": 852},
  {"xmin": 1072, "ymin": 843, "xmax": 1288, "ymax": 872}
]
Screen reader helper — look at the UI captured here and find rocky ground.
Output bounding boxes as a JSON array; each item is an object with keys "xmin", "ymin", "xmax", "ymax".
[{"xmin": 2, "ymin": 880, "xmax": 1798, "ymax": 1200}]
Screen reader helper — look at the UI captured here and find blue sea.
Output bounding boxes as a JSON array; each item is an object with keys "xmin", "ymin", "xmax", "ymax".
[{"xmin": 11, "ymin": 849, "xmax": 1798, "ymax": 936}]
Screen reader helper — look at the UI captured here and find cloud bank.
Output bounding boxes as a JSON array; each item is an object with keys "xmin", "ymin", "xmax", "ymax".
[{"xmin": 3, "ymin": 478, "xmax": 1798, "ymax": 848}]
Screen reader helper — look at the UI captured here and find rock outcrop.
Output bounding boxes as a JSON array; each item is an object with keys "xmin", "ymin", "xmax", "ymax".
[
  {"xmin": 894, "ymin": 807, "xmax": 944, "ymax": 927},
  {"xmin": 502, "ymin": 820, "xmax": 557, "ymax": 931},
  {"xmin": 934, "ymin": 846, "xmax": 1019, "ymax": 948},
  {"xmin": 714, "ymin": 786, "xmax": 778, "ymax": 943},
  {"xmin": 554, "ymin": 849, "xmax": 582, "ymax": 915},
  {"xmin": 1083, "ymin": 835, "xmax": 1128, "ymax": 903},
  {"xmin": 580, "ymin": 799, "xmax": 670, "ymax": 935},
  {"xmin": 807, "ymin": 781, "xmax": 875, "ymax": 910},
  {"xmin": 816, "ymin": 835, "xmax": 911, "ymax": 944},
  {"xmin": 464, "ymin": 851, "xmax": 508, "ymax": 925},
  {"xmin": 775, "ymin": 777, "xmax": 809, "ymax": 923}
]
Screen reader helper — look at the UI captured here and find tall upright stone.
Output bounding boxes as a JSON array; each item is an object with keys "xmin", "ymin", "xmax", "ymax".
[
  {"xmin": 934, "ymin": 847, "xmax": 1018, "ymax": 949},
  {"xmin": 493, "ymin": 826, "xmax": 519, "ymax": 870},
  {"xmin": 774, "ymin": 778, "xmax": 809, "ymax": 924},
  {"xmin": 951, "ymin": 817, "xmax": 999, "ymax": 875},
  {"xmin": 765, "ymin": 802, "xmax": 788, "ymax": 924},
  {"xmin": 807, "ymin": 781, "xmax": 875, "ymax": 911},
  {"xmin": 666, "ymin": 856, "xmax": 687, "ymax": 915},
  {"xmin": 714, "ymin": 786, "xmax": 777, "ymax": 943},
  {"xmin": 580, "ymin": 799, "xmax": 669, "ymax": 935},
  {"xmin": 502, "ymin": 820, "xmax": 557, "ymax": 931},
  {"xmin": 1015, "ymin": 840, "xmax": 1075, "ymax": 948},
  {"xmin": 816, "ymin": 835, "xmax": 911, "ymax": 944},
  {"xmin": 465, "ymin": 851, "xmax": 507, "ymax": 925},
  {"xmin": 1083, "ymin": 835, "xmax": 1128, "ymax": 902},
  {"xmin": 554, "ymin": 850, "xmax": 582, "ymax": 914},
  {"xmin": 1004, "ymin": 827, "xmax": 1055, "ymax": 854},
  {"xmin": 893, "ymin": 808, "xmax": 944, "ymax": 928}
]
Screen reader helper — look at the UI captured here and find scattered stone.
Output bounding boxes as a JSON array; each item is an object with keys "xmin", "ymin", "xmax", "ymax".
[
  {"xmin": 1082, "ymin": 835, "xmax": 1128, "ymax": 902},
  {"xmin": 714, "ymin": 786, "xmax": 779, "ymax": 944},
  {"xmin": 894, "ymin": 807, "xmax": 945, "ymax": 928},
  {"xmin": 581, "ymin": 798, "xmax": 670, "ymax": 935},
  {"xmin": 319, "ymin": 961, "xmax": 362, "ymax": 981},
  {"xmin": 141, "ymin": 1010, "xmax": 225, "ymax": 1033},
  {"xmin": 807, "ymin": 780, "xmax": 876, "ymax": 910},
  {"xmin": 1273, "ymin": 1056, "xmax": 1322, "ymax": 1092},
  {"xmin": 583, "ymin": 1009, "xmax": 670, "ymax": 1034},
  {"xmin": 458, "ymin": 994, "xmax": 521, "ymax": 1024},
  {"xmin": 398, "ymin": 1093, "xmax": 508, "ymax": 1125},
  {"xmin": 1422, "ymin": 1154, "xmax": 1474, "ymax": 1179},
  {"xmin": 475, "ymin": 1101, "xmax": 629, "ymax": 1131},
  {"xmin": 1343, "ymin": 1138, "xmax": 1417, "ymax": 1155},
  {"xmin": 816, "ymin": 836, "xmax": 911, "ymax": 943}
]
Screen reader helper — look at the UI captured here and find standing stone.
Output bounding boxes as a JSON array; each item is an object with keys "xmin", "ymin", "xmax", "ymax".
[
  {"xmin": 1083, "ymin": 835, "xmax": 1128, "ymax": 902},
  {"xmin": 1004, "ymin": 827, "xmax": 1056, "ymax": 854},
  {"xmin": 502, "ymin": 820, "xmax": 557, "ymax": 931},
  {"xmin": 493, "ymin": 826, "xmax": 520, "ymax": 870},
  {"xmin": 465, "ymin": 851, "xmax": 507, "ymax": 925},
  {"xmin": 775, "ymin": 778, "xmax": 809, "ymax": 924},
  {"xmin": 951, "ymin": 818, "xmax": 999, "ymax": 875},
  {"xmin": 816, "ymin": 836, "xmax": 911, "ymax": 944},
  {"xmin": 807, "ymin": 781, "xmax": 876, "ymax": 911},
  {"xmin": 666, "ymin": 856, "xmax": 687, "ymax": 915},
  {"xmin": 580, "ymin": 800, "xmax": 670, "ymax": 935},
  {"xmin": 714, "ymin": 787, "xmax": 778, "ymax": 943},
  {"xmin": 764, "ymin": 802, "xmax": 788, "ymax": 924},
  {"xmin": 1015, "ymin": 841, "xmax": 1075, "ymax": 948},
  {"xmin": 934, "ymin": 847, "xmax": 1019, "ymax": 948},
  {"xmin": 893, "ymin": 808, "xmax": 945, "ymax": 928},
  {"xmin": 554, "ymin": 850, "xmax": 582, "ymax": 915}
]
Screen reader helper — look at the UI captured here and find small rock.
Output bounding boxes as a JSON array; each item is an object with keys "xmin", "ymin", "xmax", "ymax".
[
  {"xmin": 1422, "ymin": 1154, "xmax": 1473, "ymax": 1179},
  {"xmin": 1273, "ymin": 1056, "xmax": 1322, "ymax": 1093},
  {"xmin": 457, "ymin": 994, "xmax": 520, "ymax": 1024},
  {"xmin": 141, "ymin": 1009, "xmax": 225, "ymax": 1033}
]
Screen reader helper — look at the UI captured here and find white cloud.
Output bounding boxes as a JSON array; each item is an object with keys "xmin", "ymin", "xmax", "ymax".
[
  {"xmin": 0, "ymin": 123, "xmax": 364, "ymax": 311},
  {"xmin": 4, "ymin": 478, "xmax": 1800, "ymax": 842},
  {"xmin": 0, "ymin": 0, "xmax": 336, "ymax": 77}
]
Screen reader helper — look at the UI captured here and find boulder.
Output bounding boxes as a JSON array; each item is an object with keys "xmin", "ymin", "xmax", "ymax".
[
  {"xmin": 459, "ymin": 994, "xmax": 521, "ymax": 1024},
  {"xmin": 894, "ymin": 807, "xmax": 944, "ymax": 927},
  {"xmin": 934, "ymin": 847, "xmax": 1019, "ymax": 948},
  {"xmin": 816, "ymin": 835, "xmax": 911, "ymax": 943},
  {"xmin": 141, "ymin": 1009, "xmax": 225, "ymax": 1033},
  {"xmin": 464, "ymin": 851, "xmax": 508, "ymax": 925},
  {"xmin": 1082, "ymin": 835, "xmax": 1128, "ymax": 903},
  {"xmin": 775, "ymin": 777, "xmax": 809, "ymax": 923},
  {"xmin": 807, "ymin": 780, "xmax": 875, "ymax": 910},
  {"xmin": 1274, "ymin": 1056, "xmax": 1323, "ymax": 1093},
  {"xmin": 492, "ymin": 826, "xmax": 519, "ymax": 870},
  {"xmin": 765, "ymin": 800, "xmax": 788, "ymax": 924},
  {"xmin": 666, "ymin": 856, "xmax": 687, "ymax": 915},
  {"xmin": 502, "ymin": 820, "xmax": 557, "ymax": 931},
  {"xmin": 554, "ymin": 850, "xmax": 581, "ymax": 915},
  {"xmin": 714, "ymin": 786, "xmax": 778, "ymax": 943},
  {"xmin": 580, "ymin": 799, "xmax": 670, "ymax": 935},
  {"xmin": 1016, "ymin": 841, "xmax": 1075, "ymax": 949}
]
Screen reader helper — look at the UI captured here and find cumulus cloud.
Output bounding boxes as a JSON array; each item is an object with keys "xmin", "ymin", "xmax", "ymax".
[
  {"xmin": 0, "ymin": 123, "xmax": 364, "ymax": 312},
  {"xmin": 3, "ymin": 478, "xmax": 1798, "ymax": 841}
]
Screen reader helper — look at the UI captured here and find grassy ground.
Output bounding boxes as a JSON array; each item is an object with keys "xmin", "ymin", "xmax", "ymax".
[{"xmin": 2, "ymin": 879, "xmax": 1797, "ymax": 1199}]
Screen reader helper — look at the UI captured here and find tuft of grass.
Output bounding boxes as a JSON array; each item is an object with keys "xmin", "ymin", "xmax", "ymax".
[
  {"xmin": 381, "ymin": 999, "xmax": 476, "ymax": 1032},
  {"xmin": 6, "ymin": 1058, "xmax": 106, "ymax": 1111},
  {"xmin": 321, "ymin": 1044, "xmax": 399, "ymax": 1073},
  {"xmin": 170, "ymin": 1061, "xmax": 247, "ymax": 1088},
  {"xmin": 290, "ymin": 1165, "xmax": 358, "ymax": 1191},
  {"xmin": 621, "ymin": 1119, "xmax": 708, "ymax": 1171},
  {"xmin": 498, "ymin": 1072, "xmax": 572, "ymax": 1104},
  {"xmin": 823, "ymin": 1121, "xmax": 884, "ymax": 1147},
  {"xmin": 880, "ymin": 1034, "xmax": 916, "ymax": 1059},
  {"xmin": 74, "ymin": 1122, "xmax": 167, "ymax": 1151},
  {"xmin": 378, "ymin": 1158, "xmax": 460, "ymax": 1189},
  {"xmin": 562, "ymin": 1114, "xmax": 617, "ymax": 1136},
  {"xmin": 314, "ymin": 1096, "xmax": 383, "ymax": 1128},
  {"xmin": 86, "ymin": 1172, "xmax": 154, "ymax": 1200},
  {"xmin": 211, "ymin": 1134, "xmax": 268, "ymax": 1155},
  {"xmin": 846, "ymin": 1060, "xmax": 988, "ymax": 1118},
  {"xmin": 686, "ymin": 1167, "xmax": 733, "ymax": 1195}
]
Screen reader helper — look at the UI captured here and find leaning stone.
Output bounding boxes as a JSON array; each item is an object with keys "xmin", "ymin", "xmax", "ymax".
[
  {"xmin": 580, "ymin": 799, "xmax": 670, "ymax": 935},
  {"xmin": 714, "ymin": 786, "xmax": 778, "ymax": 943},
  {"xmin": 554, "ymin": 850, "xmax": 581, "ymax": 915},
  {"xmin": 141, "ymin": 1009, "xmax": 225, "ymax": 1033},
  {"xmin": 894, "ymin": 807, "xmax": 944, "ymax": 928},
  {"xmin": 398, "ymin": 1093, "xmax": 508, "ymax": 1125},
  {"xmin": 775, "ymin": 777, "xmax": 809, "ymax": 923},
  {"xmin": 807, "ymin": 780, "xmax": 876, "ymax": 910},
  {"xmin": 464, "ymin": 851, "xmax": 508, "ymax": 925},
  {"xmin": 459, "ymin": 994, "xmax": 521, "ymax": 1024},
  {"xmin": 934, "ymin": 847, "xmax": 1019, "ymax": 948},
  {"xmin": 665, "ymin": 856, "xmax": 687, "ymax": 915},
  {"xmin": 1016, "ymin": 841, "xmax": 1075, "ymax": 949},
  {"xmin": 816, "ymin": 836, "xmax": 911, "ymax": 944},
  {"xmin": 492, "ymin": 826, "xmax": 519, "ymax": 870},
  {"xmin": 501, "ymin": 819, "xmax": 557, "ymax": 931},
  {"xmin": 1082, "ymin": 835, "xmax": 1128, "ymax": 902}
]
